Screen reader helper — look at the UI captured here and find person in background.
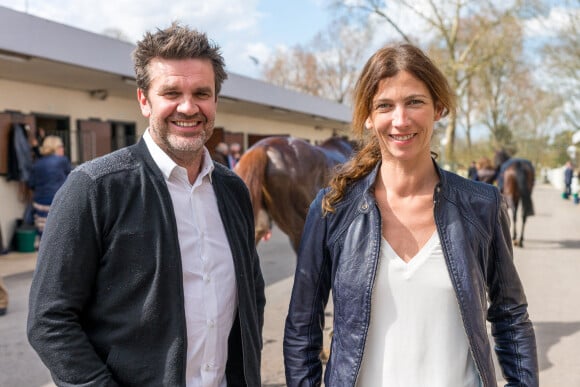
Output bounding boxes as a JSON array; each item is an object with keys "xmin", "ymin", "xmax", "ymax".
[
  {"xmin": 283, "ymin": 43, "xmax": 538, "ymax": 387},
  {"xmin": 476, "ymin": 156, "xmax": 497, "ymax": 184},
  {"xmin": 564, "ymin": 160, "xmax": 573, "ymax": 199},
  {"xmin": 26, "ymin": 135, "xmax": 71, "ymax": 238},
  {"xmin": 228, "ymin": 142, "xmax": 242, "ymax": 168},
  {"xmin": 27, "ymin": 23, "xmax": 265, "ymax": 387},
  {"xmin": 467, "ymin": 160, "xmax": 478, "ymax": 180},
  {"xmin": 31, "ymin": 127, "xmax": 46, "ymax": 160},
  {"xmin": 213, "ymin": 141, "xmax": 230, "ymax": 167},
  {"xmin": 0, "ymin": 227, "xmax": 7, "ymax": 316},
  {"xmin": 0, "ymin": 276, "xmax": 8, "ymax": 316}
]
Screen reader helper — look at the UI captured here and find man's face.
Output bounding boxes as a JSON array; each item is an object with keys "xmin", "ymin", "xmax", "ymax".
[
  {"xmin": 138, "ymin": 57, "xmax": 217, "ymax": 164},
  {"xmin": 230, "ymin": 144, "xmax": 241, "ymax": 159}
]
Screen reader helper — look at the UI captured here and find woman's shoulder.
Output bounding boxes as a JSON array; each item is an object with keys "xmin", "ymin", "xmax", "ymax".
[{"xmin": 441, "ymin": 169, "xmax": 500, "ymax": 201}]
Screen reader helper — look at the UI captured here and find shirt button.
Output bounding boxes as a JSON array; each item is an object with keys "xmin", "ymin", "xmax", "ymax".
[
  {"xmin": 207, "ymin": 319, "xmax": 215, "ymax": 327},
  {"xmin": 203, "ymin": 274, "xmax": 210, "ymax": 283}
]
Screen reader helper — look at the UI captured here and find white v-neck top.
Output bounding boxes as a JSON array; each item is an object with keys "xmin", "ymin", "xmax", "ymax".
[{"xmin": 355, "ymin": 232, "xmax": 479, "ymax": 387}]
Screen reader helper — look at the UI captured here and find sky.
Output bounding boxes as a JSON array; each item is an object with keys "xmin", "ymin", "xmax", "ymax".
[
  {"xmin": 0, "ymin": 0, "xmax": 336, "ymax": 79},
  {"xmin": 0, "ymin": 0, "xmax": 576, "ymax": 84}
]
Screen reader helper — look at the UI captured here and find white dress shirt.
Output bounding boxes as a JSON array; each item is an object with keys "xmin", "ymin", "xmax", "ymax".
[{"xmin": 144, "ymin": 130, "xmax": 237, "ymax": 387}]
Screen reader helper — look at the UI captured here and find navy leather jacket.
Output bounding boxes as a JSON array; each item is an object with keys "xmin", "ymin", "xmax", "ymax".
[{"xmin": 284, "ymin": 162, "xmax": 538, "ymax": 387}]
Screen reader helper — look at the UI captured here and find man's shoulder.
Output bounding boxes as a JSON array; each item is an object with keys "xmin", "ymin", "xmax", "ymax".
[{"xmin": 73, "ymin": 145, "xmax": 141, "ymax": 181}]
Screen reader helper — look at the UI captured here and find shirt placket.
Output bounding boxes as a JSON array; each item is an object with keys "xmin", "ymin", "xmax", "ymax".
[{"xmin": 191, "ymin": 185, "xmax": 220, "ymax": 385}]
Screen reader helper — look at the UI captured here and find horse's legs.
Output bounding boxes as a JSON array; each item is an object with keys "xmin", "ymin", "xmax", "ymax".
[
  {"xmin": 512, "ymin": 201, "xmax": 519, "ymax": 246},
  {"xmin": 519, "ymin": 211, "xmax": 527, "ymax": 248}
]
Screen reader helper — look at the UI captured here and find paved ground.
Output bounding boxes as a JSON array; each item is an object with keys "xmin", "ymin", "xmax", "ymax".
[{"xmin": 1, "ymin": 183, "xmax": 579, "ymax": 386}]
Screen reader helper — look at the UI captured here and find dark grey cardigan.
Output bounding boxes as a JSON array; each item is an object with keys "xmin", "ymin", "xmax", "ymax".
[{"xmin": 28, "ymin": 139, "xmax": 265, "ymax": 386}]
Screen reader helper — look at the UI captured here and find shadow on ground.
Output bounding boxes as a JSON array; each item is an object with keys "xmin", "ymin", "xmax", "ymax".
[
  {"xmin": 522, "ymin": 239, "xmax": 580, "ymax": 250},
  {"xmin": 491, "ymin": 320, "xmax": 580, "ymax": 380},
  {"xmin": 534, "ymin": 321, "xmax": 580, "ymax": 371}
]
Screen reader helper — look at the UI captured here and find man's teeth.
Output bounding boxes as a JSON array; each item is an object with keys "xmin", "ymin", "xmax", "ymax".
[
  {"xmin": 391, "ymin": 134, "xmax": 414, "ymax": 141},
  {"xmin": 175, "ymin": 121, "xmax": 195, "ymax": 127}
]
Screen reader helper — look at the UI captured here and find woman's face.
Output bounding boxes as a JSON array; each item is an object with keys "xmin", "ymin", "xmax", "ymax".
[{"xmin": 365, "ymin": 70, "xmax": 442, "ymax": 163}]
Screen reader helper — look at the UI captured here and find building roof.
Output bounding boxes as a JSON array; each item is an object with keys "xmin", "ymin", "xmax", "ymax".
[{"xmin": 0, "ymin": 6, "xmax": 351, "ymax": 129}]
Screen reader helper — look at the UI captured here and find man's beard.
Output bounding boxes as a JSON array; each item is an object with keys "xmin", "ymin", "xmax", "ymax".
[{"xmin": 151, "ymin": 115, "xmax": 215, "ymax": 156}]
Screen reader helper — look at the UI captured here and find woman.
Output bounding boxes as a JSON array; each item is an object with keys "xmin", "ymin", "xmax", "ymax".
[
  {"xmin": 27, "ymin": 135, "xmax": 71, "ymax": 236},
  {"xmin": 283, "ymin": 44, "xmax": 538, "ymax": 387}
]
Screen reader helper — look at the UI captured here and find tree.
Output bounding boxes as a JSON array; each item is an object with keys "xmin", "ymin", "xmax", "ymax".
[
  {"xmin": 333, "ymin": 0, "xmax": 539, "ymax": 164},
  {"xmin": 468, "ymin": 14, "xmax": 526, "ymax": 150},
  {"xmin": 101, "ymin": 28, "xmax": 133, "ymax": 43},
  {"xmin": 541, "ymin": 3, "xmax": 580, "ymax": 132},
  {"xmin": 262, "ymin": 47, "xmax": 322, "ymax": 97},
  {"xmin": 261, "ymin": 17, "xmax": 373, "ymax": 104}
]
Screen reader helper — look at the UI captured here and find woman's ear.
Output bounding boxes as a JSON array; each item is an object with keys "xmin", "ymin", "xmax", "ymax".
[{"xmin": 365, "ymin": 117, "xmax": 373, "ymax": 130}]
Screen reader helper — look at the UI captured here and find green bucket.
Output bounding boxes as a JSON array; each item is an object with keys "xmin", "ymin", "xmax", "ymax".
[{"xmin": 16, "ymin": 228, "xmax": 36, "ymax": 252}]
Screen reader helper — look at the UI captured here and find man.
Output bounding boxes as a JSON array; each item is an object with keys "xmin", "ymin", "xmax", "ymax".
[
  {"xmin": 564, "ymin": 160, "xmax": 573, "ymax": 199},
  {"xmin": 27, "ymin": 23, "xmax": 265, "ymax": 387},
  {"xmin": 213, "ymin": 142, "xmax": 230, "ymax": 167},
  {"xmin": 467, "ymin": 160, "xmax": 478, "ymax": 181},
  {"xmin": 228, "ymin": 142, "xmax": 242, "ymax": 168},
  {"xmin": 0, "ymin": 276, "xmax": 7, "ymax": 316}
]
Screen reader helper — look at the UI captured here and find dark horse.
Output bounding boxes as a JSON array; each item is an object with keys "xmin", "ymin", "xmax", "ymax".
[
  {"xmin": 494, "ymin": 150, "xmax": 535, "ymax": 247},
  {"xmin": 234, "ymin": 136, "xmax": 355, "ymax": 252}
]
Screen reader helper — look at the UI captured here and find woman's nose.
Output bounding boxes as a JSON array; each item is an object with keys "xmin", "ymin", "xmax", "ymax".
[{"xmin": 392, "ymin": 105, "xmax": 408, "ymax": 127}]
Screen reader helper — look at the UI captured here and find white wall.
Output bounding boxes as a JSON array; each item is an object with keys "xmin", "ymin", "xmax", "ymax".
[{"xmin": 1, "ymin": 79, "xmax": 339, "ymax": 247}]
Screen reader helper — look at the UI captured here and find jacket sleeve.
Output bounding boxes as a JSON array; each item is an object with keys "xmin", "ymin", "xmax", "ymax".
[
  {"xmin": 487, "ymin": 194, "xmax": 539, "ymax": 386},
  {"xmin": 27, "ymin": 170, "xmax": 119, "ymax": 386},
  {"xmin": 284, "ymin": 190, "xmax": 332, "ymax": 387},
  {"xmin": 254, "ymin": 249, "xmax": 266, "ymax": 336}
]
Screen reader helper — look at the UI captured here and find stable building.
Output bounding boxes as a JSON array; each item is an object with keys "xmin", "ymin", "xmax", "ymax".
[{"xmin": 0, "ymin": 6, "xmax": 351, "ymax": 248}]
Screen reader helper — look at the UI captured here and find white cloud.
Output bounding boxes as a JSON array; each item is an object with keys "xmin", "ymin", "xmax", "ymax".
[
  {"xmin": 524, "ymin": 6, "xmax": 579, "ymax": 39},
  {"xmin": 0, "ymin": 0, "xmax": 272, "ymax": 76}
]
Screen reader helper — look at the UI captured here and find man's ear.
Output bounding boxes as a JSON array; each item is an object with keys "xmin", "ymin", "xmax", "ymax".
[{"xmin": 137, "ymin": 88, "xmax": 151, "ymax": 117}]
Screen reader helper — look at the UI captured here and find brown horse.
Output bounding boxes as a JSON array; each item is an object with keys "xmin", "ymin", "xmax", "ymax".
[
  {"xmin": 234, "ymin": 136, "xmax": 355, "ymax": 252},
  {"xmin": 495, "ymin": 150, "xmax": 535, "ymax": 247}
]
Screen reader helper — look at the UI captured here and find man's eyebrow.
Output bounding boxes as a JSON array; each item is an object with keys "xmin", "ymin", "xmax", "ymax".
[
  {"xmin": 195, "ymin": 86, "xmax": 214, "ymax": 94},
  {"xmin": 157, "ymin": 83, "xmax": 179, "ymax": 93}
]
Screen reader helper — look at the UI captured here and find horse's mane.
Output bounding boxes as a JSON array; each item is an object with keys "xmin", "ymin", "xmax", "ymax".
[{"xmin": 318, "ymin": 136, "xmax": 357, "ymax": 153}]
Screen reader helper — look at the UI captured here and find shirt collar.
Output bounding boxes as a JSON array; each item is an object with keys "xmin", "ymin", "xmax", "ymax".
[{"xmin": 143, "ymin": 128, "xmax": 214, "ymax": 183}]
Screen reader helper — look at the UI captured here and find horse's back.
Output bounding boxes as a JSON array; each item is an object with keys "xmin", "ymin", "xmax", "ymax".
[{"xmin": 233, "ymin": 135, "xmax": 354, "ymax": 252}]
